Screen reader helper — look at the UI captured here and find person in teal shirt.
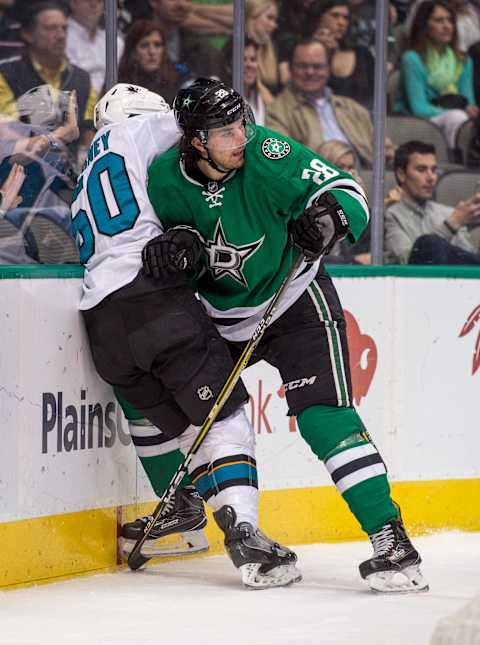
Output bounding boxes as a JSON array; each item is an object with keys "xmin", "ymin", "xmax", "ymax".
[{"xmin": 394, "ymin": 0, "xmax": 479, "ymax": 147}]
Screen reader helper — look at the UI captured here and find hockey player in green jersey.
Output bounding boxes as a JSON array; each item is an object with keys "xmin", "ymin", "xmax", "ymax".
[{"xmin": 143, "ymin": 77, "xmax": 428, "ymax": 593}]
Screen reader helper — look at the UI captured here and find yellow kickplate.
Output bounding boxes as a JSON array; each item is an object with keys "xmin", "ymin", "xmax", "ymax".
[{"xmin": 2, "ymin": 478, "xmax": 479, "ymax": 589}]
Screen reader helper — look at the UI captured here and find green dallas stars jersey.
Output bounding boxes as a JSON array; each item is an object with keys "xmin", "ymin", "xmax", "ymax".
[{"xmin": 147, "ymin": 125, "xmax": 369, "ymax": 342}]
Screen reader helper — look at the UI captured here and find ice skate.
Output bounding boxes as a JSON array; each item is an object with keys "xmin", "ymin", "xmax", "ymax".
[
  {"xmin": 214, "ymin": 505, "xmax": 302, "ymax": 590},
  {"xmin": 121, "ymin": 486, "xmax": 209, "ymax": 557},
  {"xmin": 359, "ymin": 514, "xmax": 428, "ymax": 593}
]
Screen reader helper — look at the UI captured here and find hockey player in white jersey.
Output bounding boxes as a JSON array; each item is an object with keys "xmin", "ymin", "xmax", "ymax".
[{"xmin": 73, "ymin": 84, "xmax": 301, "ymax": 588}]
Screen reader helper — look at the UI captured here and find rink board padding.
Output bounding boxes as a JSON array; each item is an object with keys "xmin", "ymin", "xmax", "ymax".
[
  {"xmin": 1, "ymin": 266, "xmax": 480, "ymax": 588},
  {"xmin": 1, "ymin": 478, "xmax": 479, "ymax": 589}
]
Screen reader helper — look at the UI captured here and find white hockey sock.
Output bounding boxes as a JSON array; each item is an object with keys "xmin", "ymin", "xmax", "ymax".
[{"xmin": 177, "ymin": 407, "xmax": 259, "ymax": 528}]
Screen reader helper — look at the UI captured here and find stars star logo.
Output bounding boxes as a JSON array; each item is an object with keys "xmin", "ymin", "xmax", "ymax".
[
  {"xmin": 262, "ymin": 137, "xmax": 291, "ymax": 160},
  {"xmin": 182, "ymin": 95, "xmax": 193, "ymax": 109},
  {"xmin": 205, "ymin": 220, "xmax": 264, "ymax": 288}
]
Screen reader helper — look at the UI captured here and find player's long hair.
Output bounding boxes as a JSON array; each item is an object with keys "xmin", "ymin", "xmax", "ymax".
[{"xmin": 179, "ymin": 134, "xmax": 203, "ymax": 169}]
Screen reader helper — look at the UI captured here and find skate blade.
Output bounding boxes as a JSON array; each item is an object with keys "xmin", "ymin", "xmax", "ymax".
[
  {"xmin": 366, "ymin": 564, "xmax": 429, "ymax": 593},
  {"xmin": 121, "ymin": 530, "xmax": 209, "ymax": 558},
  {"xmin": 240, "ymin": 563, "xmax": 303, "ymax": 590}
]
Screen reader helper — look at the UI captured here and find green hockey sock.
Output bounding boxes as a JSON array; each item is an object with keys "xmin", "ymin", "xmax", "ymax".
[
  {"xmin": 114, "ymin": 389, "xmax": 191, "ymax": 497},
  {"xmin": 139, "ymin": 451, "xmax": 191, "ymax": 497},
  {"xmin": 298, "ymin": 405, "xmax": 398, "ymax": 535},
  {"xmin": 115, "ymin": 388, "xmax": 145, "ymax": 421}
]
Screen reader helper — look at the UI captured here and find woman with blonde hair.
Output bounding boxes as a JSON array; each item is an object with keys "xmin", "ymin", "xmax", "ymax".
[
  {"xmin": 316, "ymin": 140, "xmax": 361, "ymax": 180},
  {"xmin": 246, "ymin": 0, "xmax": 281, "ymax": 94},
  {"xmin": 221, "ymin": 36, "xmax": 274, "ymax": 125}
]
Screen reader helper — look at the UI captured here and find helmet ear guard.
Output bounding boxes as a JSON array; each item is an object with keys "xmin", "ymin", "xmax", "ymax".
[{"xmin": 93, "ymin": 83, "xmax": 170, "ymax": 130}]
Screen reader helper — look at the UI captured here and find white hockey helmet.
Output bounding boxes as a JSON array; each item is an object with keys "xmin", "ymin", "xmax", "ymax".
[
  {"xmin": 17, "ymin": 84, "xmax": 70, "ymax": 129},
  {"xmin": 94, "ymin": 83, "xmax": 171, "ymax": 130}
]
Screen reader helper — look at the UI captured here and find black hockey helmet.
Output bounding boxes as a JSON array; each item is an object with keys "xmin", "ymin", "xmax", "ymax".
[{"xmin": 173, "ymin": 77, "xmax": 256, "ymax": 143}]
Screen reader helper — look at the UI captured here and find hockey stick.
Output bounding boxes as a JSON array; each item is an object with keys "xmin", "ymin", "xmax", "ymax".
[{"xmin": 127, "ymin": 251, "xmax": 307, "ymax": 570}]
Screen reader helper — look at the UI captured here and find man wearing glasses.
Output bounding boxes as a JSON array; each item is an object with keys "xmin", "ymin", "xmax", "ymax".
[{"xmin": 266, "ymin": 38, "xmax": 394, "ymax": 169}]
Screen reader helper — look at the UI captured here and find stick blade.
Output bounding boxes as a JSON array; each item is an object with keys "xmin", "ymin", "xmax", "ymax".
[{"xmin": 128, "ymin": 549, "xmax": 151, "ymax": 571}]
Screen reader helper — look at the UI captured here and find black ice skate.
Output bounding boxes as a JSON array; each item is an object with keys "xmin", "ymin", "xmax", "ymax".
[
  {"xmin": 121, "ymin": 486, "xmax": 209, "ymax": 558},
  {"xmin": 359, "ymin": 514, "xmax": 428, "ymax": 593},
  {"xmin": 214, "ymin": 505, "xmax": 302, "ymax": 589}
]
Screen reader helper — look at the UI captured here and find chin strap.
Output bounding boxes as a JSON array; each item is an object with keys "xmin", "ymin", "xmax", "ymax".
[{"xmin": 199, "ymin": 148, "xmax": 231, "ymax": 176}]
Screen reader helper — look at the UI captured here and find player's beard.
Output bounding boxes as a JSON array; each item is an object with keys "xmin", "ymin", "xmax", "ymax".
[{"xmin": 222, "ymin": 147, "xmax": 245, "ymax": 170}]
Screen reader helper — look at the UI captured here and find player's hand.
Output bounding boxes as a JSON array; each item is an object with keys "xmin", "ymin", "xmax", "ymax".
[
  {"xmin": 289, "ymin": 192, "xmax": 350, "ymax": 259},
  {"xmin": 312, "ymin": 26, "xmax": 338, "ymax": 50},
  {"xmin": 0, "ymin": 163, "xmax": 25, "ymax": 214},
  {"xmin": 142, "ymin": 226, "xmax": 204, "ymax": 279},
  {"xmin": 54, "ymin": 90, "xmax": 80, "ymax": 145}
]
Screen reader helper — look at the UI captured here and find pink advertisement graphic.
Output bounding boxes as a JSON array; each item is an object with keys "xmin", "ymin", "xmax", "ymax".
[
  {"xmin": 459, "ymin": 305, "xmax": 480, "ymax": 375},
  {"xmin": 249, "ymin": 310, "xmax": 378, "ymax": 433}
]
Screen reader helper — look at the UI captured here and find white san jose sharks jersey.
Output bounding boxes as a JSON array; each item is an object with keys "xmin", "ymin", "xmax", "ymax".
[{"xmin": 73, "ymin": 111, "xmax": 180, "ymax": 310}]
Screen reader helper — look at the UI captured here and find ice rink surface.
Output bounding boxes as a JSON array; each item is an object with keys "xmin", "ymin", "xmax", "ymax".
[{"xmin": 1, "ymin": 531, "xmax": 478, "ymax": 645}]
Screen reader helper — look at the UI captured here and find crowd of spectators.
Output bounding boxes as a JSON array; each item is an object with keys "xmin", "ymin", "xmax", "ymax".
[{"xmin": 0, "ymin": 0, "xmax": 479, "ymax": 266}]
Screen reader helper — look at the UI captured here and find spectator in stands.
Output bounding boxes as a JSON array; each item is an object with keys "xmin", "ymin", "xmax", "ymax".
[
  {"xmin": 0, "ymin": 0, "xmax": 23, "ymax": 61},
  {"xmin": 118, "ymin": 20, "xmax": 187, "ymax": 105},
  {"xmin": 0, "ymin": 2, "xmax": 96, "ymax": 145},
  {"xmin": 449, "ymin": 0, "xmax": 480, "ymax": 52},
  {"xmin": 124, "ymin": 0, "xmax": 150, "ymax": 23},
  {"xmin": 221, "ymin": 36, "xmax": 273, "ymax": 125},
  {"xmin": 346, "ymin": 0, "xmax": 399, "ymax": 70},
  {"xmin": 0, "ymin": 161, "xmax": 30, "ymax": 263},
  {"xmin": 0, "ymin": 89, "xmax": 80, "ymax": 264},
  {"xmin": 316, "ymin": 138, "xmax": 362, "ymax": 182},
  {"xmin": 125, "ymin": 0, "xmax": 234, "ymax": 45},
  {"xmin": 303, "ymin": 1, "xmax": 375, "ymax": 109},
  {"xmin": 276, "ymin": 0, "xmax": 316, "ymax": 84},
  {"xmin": 266, "ymin": 39, "xmax": 395, "ymax": 168},
  {"xmin": 391, "ymin": 0, "xmax": 410, "ymax": 24},
  {"xmin": 116, "ymin": 0, "xmax": 133, "ymax": 34},
  {"xmin": 316, "ymin": 140, "xmax": 404, "ymax": 206},
  {"xmin": 147, "ymin": 0, "xmax": 221, "ymax": 78},
  {"xmin": 181, "ymin": 1, "xmax": 233, "ymax": 50},
  {"xmin": 395, "ymin": 1, "xmax": 479, "ymax": 149},
  {"xmin": 468, "ymin": 38, "xmax": 480, "ymax": 105},
  {"xmin": 406, "ymin": 0, "xmax": 480, "ymax": 53},
  {"xmin": 0, "ymin": 162, "xmax": 25, "ymax": 215},
  {"xmin": 66, "ymin": 0, "xmax": 124, "ymax": 96},
  {"xmin": 385, "ymin": 139, "xmax": 480, "ymax": 264},
  {"xmin": 246, "ymin": 0, "xmax": 281, "ymax": 94}
]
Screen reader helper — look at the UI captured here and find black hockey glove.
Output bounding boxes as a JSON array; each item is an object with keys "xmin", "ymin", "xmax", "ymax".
[
  {"xmin": 289, "ymin": 191, "xmax": 350, "ymax": 260},
  {"xmin": 142, "ymin": 226, "xmax": 204, "ymax": 280}
]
